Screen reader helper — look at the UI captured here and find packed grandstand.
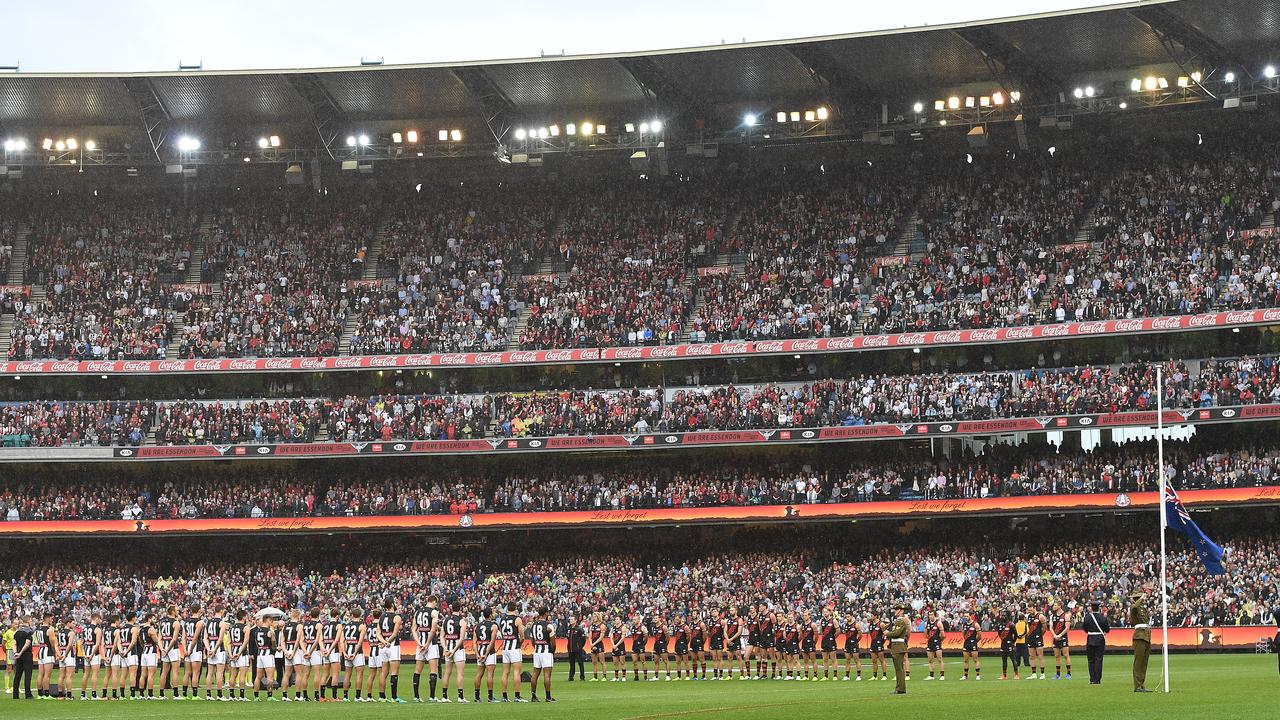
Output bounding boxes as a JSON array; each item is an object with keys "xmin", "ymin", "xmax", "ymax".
[{"xmin": 2, "ymin": 4, "xmax": 1280, "ymax": 707}]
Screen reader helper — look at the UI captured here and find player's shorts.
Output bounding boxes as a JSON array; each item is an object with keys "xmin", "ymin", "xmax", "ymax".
[
  {"xmin": 60, "ymin": 655, "xmax": 76, "ymax": 669},
  {"xmin": 282, "ymin": 649, "xmax": 298, "ymax": 666},
  {"xmin": 801, "ymin": 640, "xmax": 816, "ymax": 653},
  {"xmin": 652, "ymin": 643, "xmax": 668, "ymax": 656},
  {"xmin": 610, "ymin": 644, "xmax": 625, "ymax": 658},
  {"xmin": 141, "ymin": 652, "xmax": 159, "ymax": 668},
  {"xmin": 86, "ymin": 654, "xmax": 102, "ymax": 667},
  {"xmin": 963, "ymin": 641, "xmax": 979, "ymax": 653},
  {"xmin": 1053, "ymin": 636, "xmax": 1069, "ymax": 649},
  {"xmin": 109, "ymin": 653, "xmax": 125, "ymax": 668},
  {"xmin": 532, "ymin": 652, "xmax": 554, "ymax": 669},
  {"xmin": 690, "ymin": 642, "xmax": 705, "ymax": 653},
  {"xmin": 165, "ymin": 648, "xmax": 182, "ymax": 663},
  {"xmin": 424, "ymin": 644, "xmax": 441, "ymax": 661},
  {"xmin": 380, "ymin": 645, "xmax": 400, "ymax": 662},
  {"xmin": 126, "ymin": 653, "xmax": 140, "ymax": 667},
  {"xmin": 308, "ymin": 651, "xmax": 324, "ymax": 666},
  {"xmin": 870, "ymin": 640, "xmax": 885, "ymax": 653},
  {"xmin": 1027, "ymin": 638, "xmax": 1043, "ymax": 649},
  {"xmin": 231, "ymin": 655, "xmax": 248, "ymax": 669},
  {"xmin": 187, "ymin": 649, "xmax": 204, "ymax": 663},
  {"xmin": 38, "ymin": 649, "xmax": 55, "ymax": 665},
  {"xmin": 479, "ymin": 653, "xmax": 497, "ymax": 667},
  {"xmin": 208, "ymin": 651, "xmax": 227, "ymax": 665},
  {"xmin": 443, "ymin": 647, "xmax": 465, "ymax": 664},
  {"xmin": 674, "ymin": 642, "xmax": 688, "ymax": 655},
  {"xmin": 502, "ymin": 648, "xmax": 522, "ymax": 664},
  {"xmin": 367, "ymin": 652, "xmax": 384, "ymax": 669},
  {"xmin": 591, "ymin": 643, "xmax": 605, "ymax": 655},
  {"xmin": 926, "ymin": 640, "xmax": 942, "ymax": 652},
  {"xmin": 327, "ymin": 652, "xmax": 341, "ymax": 664},
  {"xmin": 710, "ymin": 639, "xmax": 724, "ymax": 651},
  {"xmin": 345, "ymin": 654, "xmax": 365, "ymax": 668},
  {"xmin": 256, "ymin": 651, "xmax": 274, "ymax": 667}
]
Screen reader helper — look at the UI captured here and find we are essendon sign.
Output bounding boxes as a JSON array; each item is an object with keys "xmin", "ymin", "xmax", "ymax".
[
  {"xmin": 101, "ymin": 403, "xmax": 1280, "ymax": 462},
  {"xmin": 2, "ymin": 486, "xmax": 1277, "ymax": 536},
  {"xmin": 2, "ymin": 309, "xmax": 1278, "ymax": 377}
]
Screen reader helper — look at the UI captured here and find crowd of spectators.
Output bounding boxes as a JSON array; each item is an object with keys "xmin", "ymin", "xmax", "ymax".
[
  {"xmin": 3, "ymin": 428, "xmax": 1278, "ymax": 520},
  {"xmin": 347, "ymin": 183, "xmax": 553, "ymax": 355},
  {"xmin": 5, "ymin": 354, "xmax": 1280, "ymax": 446},
  {"xmin": 2, "ymin": 519, "xmax": 1276, "ymax": 631},
  {"xmin": 8, "ymin": 191, "xmax": 197, "ymax": 360},
  {"xmin": 174, "ymin": 190, "xmax": 375, "ymax": 358},
  {"xmin": 0, "ymin": 400, "xmax": 153, "ymax": 448}
]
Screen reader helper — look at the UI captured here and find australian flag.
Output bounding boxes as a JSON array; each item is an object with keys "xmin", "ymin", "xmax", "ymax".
[{"xmin": 1164, "ymin": 486, "xmax": 1226, "ymax": 575}]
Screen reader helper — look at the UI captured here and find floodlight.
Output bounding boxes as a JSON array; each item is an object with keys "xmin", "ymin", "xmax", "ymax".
[
  {"xmin": 912, "ymin": 102, "xmax": 923, "ymax": 113},
  {"xmin": 581, "ymin": 122, "xmax": 593, "ymax": 136},
  {"xmin": 1224, "ymin": 72, "xmax": 1235, "ymax": 83},
  {"xmin": 624, "ymin": 123, "xmax": 635, "ymax": 133},
  {"xmin": 1266, "ymin": 65, "xmax": 1277, "ymax": 79},
  {"xmin": 947, "ymin": 96, "xmax": 960, "ymax": 109},
  {"xmin": 596, "ymin": 124, "xmax": 606, "ymax": 134},
  {"xmin": 66, "ymin": 138, "xmax": 77, "ymax": 150},
  {"xmin": 346, "ymin": 136, "xmax": 357, "ymax": 146},
  {"xmin": 639, "ymin": 122, "xmax": 650, "ymax": 132},
  {"xmin": 650, "ymin": 119, "xmax": 662, "ymax": 132},
  {"xmin": 258, "ymin": 138, "xmax": 270, "ymax": 149},
  {"xmin": 743, "ymin": 114, "xmax": 757, "ymax": 126},
  {"xmin": 804, "ymin": 110, "xmax": 815, "ymax": 122},
  {"xmin": 358, "ymin": 134, "xmax": 370, "ymax": 146},
  {"xmin": 934, "ymin": 100, "xmax": 945, "ymax": 111},
  {"xmin": 392, "ymin": 132, "xmax": 403, "ymax": 144},
  {"xmin": 816, "ymin": 107, "xmax": 828, "ymax": 120},
  {"xmin": 42, "ymin": 138, "xmax": 53, "ymax": 150},
  {"xmin": 450, "ymin": 129, "xmax": 461, "ymax": 142},
  {"xmin": 992, "ymin": 92, "xmax": 1004, "ymax": 105},
  {"xmin": 514, "ymin": 128, "xmax": 527, "ymax": 140},
  {"xmin": 85, "ymin": 140, "xmax": 96, "ymax": 151},
  {"xmin": 1131, "ymin": 78, "xmax": 1143, "ymax": 92},
  {"xmin": 406, "ymin": 130, "xmax": 418, "ymax": 143},
  {"xmin": 567, "ymin": 123, "xmax": 577, "ymax": 135},
  {"xmin": 1085, "ymin": 86, "xmax": 1095, "ymax": 97}
]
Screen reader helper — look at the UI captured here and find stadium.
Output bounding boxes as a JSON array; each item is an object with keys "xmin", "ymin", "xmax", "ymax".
[{"xmin": 1, "ymin": 0, "xmax": 1279, "ymax": 718}]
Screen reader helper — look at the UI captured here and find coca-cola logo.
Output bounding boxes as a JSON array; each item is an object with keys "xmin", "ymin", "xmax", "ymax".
[
  {"xmin": 474, "ymin": 353, "xmax": 505, "ymax": 364},
  {"xmin": 49, "ymin": 361, "xmax": 78, "ymax": 372},
  {"xmin": 1188, "ymin": 314, "xmax": 1218, "ymax": 328},
  {"xmin": 1263, "ymin": 309, "xmax": 1280, "ymax": 322},
  {"xmin": 933, "ymin": 331, "xmax": 964, "ymax": 344},
  {"xmin": 968, "ymin": 329, "xmax": 1001, "ymax": 342},
  {"xmin": 861, "ymin": 335, "xmax": 890, "ymax": 348},
  {"xmin": 402, "ymin": 355, "xmax": 435, "ymax": 366},
  {"xmin": 1041, "ymin": 325, "xmax": 1071, "ymax": 337},
  {"xmin": 228, "ymin": 359, "xmax": 258, "ymax": 371},
  {"xmin": 154, "ymin": 360, "xmax": 186, "ymax": 372},
  {"xmin": 897, "ymin": 333, "xmax": 926, "ymax": 345},
  {"xmin": 86, "ymin": 361, "xmax": 116, "ymax": 372},
  {"xmin": 368, "ymin": 355, "xmax": 399, "ymax": 367},
  {"xmin": 648, "ymin": 345, "xmax": 678, "ymax": 358},
  {"xmin": 298, "ymin": 358, "xmax": 327, "ymax": 369},
  {"xmin": 684, "ymin": 345, "xmax": 714, "ymax": 356},
  {"xmin": 1077, "ymin": 322, "xmax": 1107, "ymax": 334},
  {"xmin": 1114, "ymin": 319, "xmax": 1145, "ymax": 332},
  {"xmin": 790, "ymin": 340, "xmax": 819, "ymax": 352},
  {"xmin": 508, "ymin": 351, "xmax": 539, "ymax": 363},
  {"xmin": 17, "ymin": 361, "xmax": 47, "ymax": 373},
  {"xmin": 578, "ymin": 349, "xmax": 601, "ymax": 360},
  {"xmin": 193, "ymin": 360, "xmax": 223, "ymax": 371},
  {"xmin": 264, "ymin": 358, "xmax": 294, "ymax": 370},
  {"xmin": 614, "ymin": 348, "xmax": 644, "ymax": 360},
  {"xmin": 1151, "ymin": 317, "xmax": 1182, "ymax": 330},
  {"xmin": 825, "ymin": 337, "xmax": 858, "ymax": 350},
  {"xmin": 121, "ymin": 361, "xmax": 151, "ymax": 372},
  {"xmin": 439, "ymin": 354, "xmax": 468, "ymax": 365},
  {"xmin": 543, "ymin": 350, "xmax": 575, "ymax": 362},
  {"xmin": 333, "ymin": 357, "xmax": 363, "ymax": 368},
  {"xmin": 1005, "ymin": 327, "xmax": 1035, "ymax": 340},
  {"xmin": 754, "ymin": 341, "xmax": 786, "ymax": 353},
  {"xmin": 1225, "ymin": 311, "xmax": 1255, "ymax": 324}
]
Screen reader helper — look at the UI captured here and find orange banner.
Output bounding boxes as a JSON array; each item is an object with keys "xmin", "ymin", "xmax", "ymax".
[{"xmin": 3, "ymin": 486, "xmax": 1278, "ymax": 536}]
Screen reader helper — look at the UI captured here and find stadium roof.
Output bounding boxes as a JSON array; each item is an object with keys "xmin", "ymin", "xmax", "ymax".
[{"xmin": 0, "ymin": 0, "xmax": 1277, "ymax": 159}]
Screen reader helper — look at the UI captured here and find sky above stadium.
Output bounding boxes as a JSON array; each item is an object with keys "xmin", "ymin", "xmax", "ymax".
[{"xmin": 6, "ymin": 0, "xmax": 1118, "ymax": 72}]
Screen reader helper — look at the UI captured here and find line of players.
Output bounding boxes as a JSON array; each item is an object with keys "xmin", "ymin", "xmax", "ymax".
[
  {"xmin": 19, "ymin": 599, "xmax": 1078, "ymax": 703},
  {"xmin": 20, "ymin": 597, "xmax": 558, "ymax": 703}
]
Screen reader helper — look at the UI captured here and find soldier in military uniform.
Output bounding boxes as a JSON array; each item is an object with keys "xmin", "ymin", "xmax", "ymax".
[
  {"xmin": 1129, "ymin": 591, "xmax": 1152, "ymax": 693},
  {"xmin": 887, "ymin": 605, "xmax": 910, "ymax": 695}
]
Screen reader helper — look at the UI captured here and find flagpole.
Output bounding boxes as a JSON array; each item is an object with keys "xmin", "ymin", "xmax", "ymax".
[{"xmin": 1156, "ymin": 364, "xmax": 1170, "ymax": 693}]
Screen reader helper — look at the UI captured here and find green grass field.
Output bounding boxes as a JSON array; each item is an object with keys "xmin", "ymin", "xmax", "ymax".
[{"xmin": 2, "ymin": 654, "xmax": 1275, "ymax": 719}]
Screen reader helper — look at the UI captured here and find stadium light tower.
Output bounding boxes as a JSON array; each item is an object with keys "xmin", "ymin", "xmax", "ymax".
[{"xmin": 743, "ymin": 113, "xmax": 758, "ymax": 126}]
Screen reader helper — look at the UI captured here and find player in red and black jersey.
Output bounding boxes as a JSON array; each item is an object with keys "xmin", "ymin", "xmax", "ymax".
[
  {"xmin": 868, "ymin": 613, "xmax": 887, "ymax": 680},
  {"xmin": 609, "ymin": 616, "xmax": 627, "ymax": 681},
  {"xmin": 650, "ymin": 618, "xmax": 671, "ymax": 681},
  {"xmin": 724, "ymin": 608, "xmax": 743, "ymax": 680},
  {"xmin": 673, "ymin": 618, "xmax": 690, "ymax": 680},
  {"xmin": 773, "ymin": 614, "xmax": 789, "ymax": 679},
  {"xmin": 841, "ymin": 612, "xmax": 862, "ymax": 681},
  {"xmin": 1050, "ymin": 603, "xmax": 1072, "ymax": 679},
  {"xmin": 819, "ymin": 609, "xmax": 838, "ymax": 680},
  {"xmin": 799, "ymin": 612, "xmax": 817, "ymax": 679},
  {"xmin": 961, "ymin": 615, "xmax": 981, "ymax": 680},
  {"xmin": 998, "ymin": 613, "xmax": 1019, "ymax": 680},
  {"xmin": 630, "ymin": 614, "xmax": 650, "ymax": 681},
  {"xmin": 690, "ymin": 616, "xmax": 708, "ymax": 680},
  {"xmin": 708, "ymin": 610, "xmax": 726, "ymax": 680},
  {"xmin": 588, "ymin": 613, "xmax": 606, "ymax": 681},
  {"xmin": 755, "ymin": 607, "xmax": 774, "ymax": 680},
  {"xmin": 925, "ymin": 610, "xmax": 945, "ymax": 680},
  {"xmin": 1027, "ymin": 605, "xmax": 1048, "ymax": 679}
]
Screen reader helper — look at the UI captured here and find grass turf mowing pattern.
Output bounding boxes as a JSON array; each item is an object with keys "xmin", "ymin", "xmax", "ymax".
[{"xmin": 2, "ymin": 654, "xmax": 1275, "ymax": 720}]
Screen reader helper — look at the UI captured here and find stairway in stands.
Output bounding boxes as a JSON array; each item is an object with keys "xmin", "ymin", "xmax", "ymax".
[
  {"xmin": 339, "ymin": 211, "xmax": 387, "ymax": 355},
  {"xmin": 0, "ymin": 224, "xmax": 32, "ymax": 359}
]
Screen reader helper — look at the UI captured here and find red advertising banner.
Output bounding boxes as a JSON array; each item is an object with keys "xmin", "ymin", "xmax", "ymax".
[
  {"xmin": 3, "ymin": 486, "xmax": 1276, "ymax": 536},
  {"xmin": 875, "ymin": 255, "xmax": 911, "ymax": 268},
  {"xmin": 1241, "ymin": 227, "xmax": 1278, "ymax": 239},
  {"xmin": 697, "ymin": 265, "xmax": 733, "ymax": 276},
  {"xmin": 0, "ymin": 284, "xmax": 30, "ymax": 295},
  {"xmin": 1, "ymin": 308, "xmax": 1277, "ymax": 377}
]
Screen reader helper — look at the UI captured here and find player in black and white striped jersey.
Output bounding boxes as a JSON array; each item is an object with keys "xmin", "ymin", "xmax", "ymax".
[
  {"xmin": 439, "ymin": 602, "xmax": 469, "ymax": 703},
  {"xmin": 411, "ymin": 596, "xmax": 440, "ymax": 703},
  {"xmin": 472, "ymin": 607, "xmax": 498, "ymax": 703},
  {"xmin": 528, "ymin": 606, "xmax": 557, "ymax": 703},
  {"xmin": 497, "ymin": 602, "xmax": 525, "ymax": 702}
]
